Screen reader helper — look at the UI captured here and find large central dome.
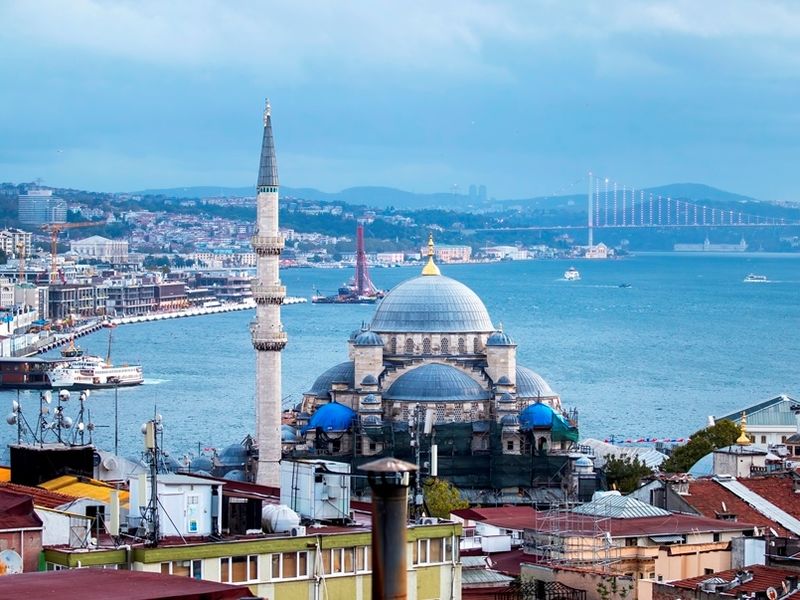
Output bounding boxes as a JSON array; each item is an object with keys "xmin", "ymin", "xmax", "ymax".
[{"xmin": 370, "ymin": 274, "xmax": 494, "ymax": 333}]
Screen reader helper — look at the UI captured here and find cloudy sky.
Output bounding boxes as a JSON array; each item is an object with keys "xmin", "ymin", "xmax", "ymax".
[{"xmin": 0, "ymin": 1, "xmax": 798, "ymax": 200}]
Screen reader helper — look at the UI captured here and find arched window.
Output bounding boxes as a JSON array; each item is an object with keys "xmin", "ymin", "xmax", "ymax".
[
  {"xmin": 422, "ymin": 337, "xmax": 432, "ymax": 354},
  {"xmin": 390, "ymin": 337, "xmax": 397, "ymax": 354},
  {"xmin": 404, "ymin": 338, "xmax": 414, "ymax": 354},
  {"xmin": 440, "ymin": 337, "xmax": 449, "ymax": 354},
  {"xmin": 473, "ymin": 337, "xmax": 481, "ymax": 354},
  {"xmin": 458, "ymin": 337, "xmax": 466, "ymax": 354}
]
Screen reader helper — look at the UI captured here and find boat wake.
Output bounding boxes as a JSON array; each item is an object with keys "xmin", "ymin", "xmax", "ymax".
[{"xmin": 142, "ymin": 378, "xmax": 167, "ymax": 385}]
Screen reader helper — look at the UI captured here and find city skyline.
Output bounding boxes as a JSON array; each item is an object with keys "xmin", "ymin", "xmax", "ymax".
[{"xmin": 1, "ymin": 1, "xmax": 799, "ymax": 202}]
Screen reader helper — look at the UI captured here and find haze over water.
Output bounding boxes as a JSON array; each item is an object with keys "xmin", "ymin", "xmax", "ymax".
[{"xmin": 2, "ymin": 253, "xmax": 798, "ymax": 461}]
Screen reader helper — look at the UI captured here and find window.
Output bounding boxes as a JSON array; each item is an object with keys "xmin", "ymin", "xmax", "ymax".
[
  {"xmin": 473, "ymin": 337, "xmax": 480, "ymax": 354},
  {"xmin": 221, "ymin": 555, "xmax": 258, "ymax": 583},
  {"xmin": 458, "ymin": 338, "xmax": 466, "ymax": 354},
  {"xmin": 705, "ymin": 568, "xmax": 714, "ymax": 575},
  {"xmin": 356, "ymin": 546, "xmax": 371, "ymax": 572},
  {"xmin": 625, "ymin": 538, "xmax": 637, "ymax": 547},
  {"xmin": 415, "ymin": 538, "xmax": 447, "ymax": 564},
  {"xmin": 440, "ymin": 337, "xmax": 449, "ymax": 354},
  {"xmin": 761, "ymin": 435, "xmax": 767, "ymax": 444},
  {"xmin": 390, "ymin": 337, "xmax": 397, "ymax": 354},
  {"xmin": 507, "ymin": 440, "xmax": 514, "ymax": 451},
  {"xmin": 713, "ymin": 533, "xmax": 721, "ymax": 542},
  {"xmin": 444, "ymin": 536, "xmax": 455, "ymax": 562},
  {"xmin": 270, "ymin": 552, "xmax": 309, "ymax": 580},
  {"xmin": 162, "ymin": 560, "xmax": 201, "ymax": 578},
  {"xmin": 405, "ymin": 338, "xmax": 414, "ymax": 354},
  {"xmin": 422, "ymin": 338, "xmax": 431, "ymax": 354}
]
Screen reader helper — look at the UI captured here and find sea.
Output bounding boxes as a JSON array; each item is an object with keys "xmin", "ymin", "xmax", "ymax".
[{"xmin": 2, "ymin": 253, "xmax": 799, "ymax": 462}]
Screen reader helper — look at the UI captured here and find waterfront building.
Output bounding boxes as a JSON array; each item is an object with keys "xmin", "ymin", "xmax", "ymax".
[
  {"xmin": 420, "ymin": 243, "xmax": 472, "ymax": 263},
  {"xmin": 48, "ymin": 283, "xmax": 105, "ymax": 319},
  {"xmin": 585, "ymin": 242, "xmax": 610, "ymax": 259},
  {"xmin": 70, "ymin": 235, "xmax": 129, "ymax": 263},
  {"xmin": 155, "ymin": 281, "xmax": 188, "ymax": 311},
  {"xmin": 106, "ymin": 278, "xmax": 156, "ymax": 316},
  {"xmin": 673, "ymin": 237, "xmax": 748, "ymax": 252},
  {"xmin": 483, "ymin": 245, "xmax": 529, "ymax": 260},
  {"xmin": 290, "ymin": 237, "xmax": 579, "ymax": 502},
  {"xmin": 17, "ymin": 188, "xmax": 67, "ymax": 225},
  {"xmin": 250, "ymin": 100, "xmax": 287, "ymax": 486}
]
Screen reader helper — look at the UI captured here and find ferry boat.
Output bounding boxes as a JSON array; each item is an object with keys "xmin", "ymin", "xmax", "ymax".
[
  {"xmin": 49, "ymin": 355, "xmax": 143, "ymax": 389},
  {"xmin": 564, "ymin": 267, "xmax": 581, "ymax": 281},
  {"xmin": 743, "ymin": 273, "xmax": 769, "ymax": 283}
]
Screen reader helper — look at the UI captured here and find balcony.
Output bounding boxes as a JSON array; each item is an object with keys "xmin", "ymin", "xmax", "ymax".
[
  {"xmin": 250, "ymin": 326, "xmax": 288, "ymax": 351},
  {"xmin": 250, "ymin": 235, "xmax": 284, "ymax": 256}
]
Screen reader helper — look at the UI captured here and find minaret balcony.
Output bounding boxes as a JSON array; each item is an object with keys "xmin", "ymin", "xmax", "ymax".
[
  {"xmin": 250, "ymin": 326, "xmax": 288, "ymax": 351},
  {"xmin": 251, "ymin": 235, "xmax": 285, "ymax": 256},
  {"xmin": 251, "ymin": 282, "xmax": 286, "ymax": 305}
]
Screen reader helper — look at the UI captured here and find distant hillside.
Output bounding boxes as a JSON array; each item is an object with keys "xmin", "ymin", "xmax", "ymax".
[{"xmin": 132, "ymin": 181, "xmax": 773, "ymax": 213}]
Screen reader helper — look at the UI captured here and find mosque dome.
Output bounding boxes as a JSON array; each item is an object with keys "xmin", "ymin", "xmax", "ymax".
[
  {"xmin": 281, "ymin": 425, "xmax": 300, "ymax": 442},
  {"xmin": 361, "ymin": 374, "xmax": 379, "ymax": 386},
  {"xmin": 362, "ymin": 393, "xmax": 380, "ymax": 404},
  {"xmin": 370, "ymin": 275, "xmax": 494, "ymax": 333},
  {"xmin": 500, "ymin": 414, "xmax": 519, "ymax": 427},
  {"xmin": 487, "ymin": 330, "xmax": 515, "ymax": 346},
  {"xmin": 218, "ymin": 443, "xmax": 248, "ymax": 467},
  {"xmin": 498, "ymin": 392, "xmax": 515, "ymax": 404},
  {"xmin": 223, "ymin": 470, "xmax": 248, "ymax": 481},
  {"xmin": 190, "ymin": 455, "xmax": 213, "ymax": 473},
  {"xmin": 354, "ymin": 331, "xmax": 384, "ymax": 346},
  {"xmin": 516, "ymin": 366, "xmax": 556, "ymax": 398},
  {"xmin": 307, "ymin": 361, "xmax": 355, "ymax": 398},
  {"xmin": 519, "ymin": 402, "xmax": 557, "ymax": 430},
  {"xmin": 384, "ymin": 363, "xmax": 491, "ymax": 402},
  {"xmin": 304, "ymin": 402, "xmax": 357, "ymax": 432}
]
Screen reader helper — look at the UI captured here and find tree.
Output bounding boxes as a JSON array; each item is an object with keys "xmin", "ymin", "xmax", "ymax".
[
  {"xmin": 604, "ymin": 456, "xmax": 653, "ymax": 494},
  {"xmin": 661, "ymin": 419, "xmax": 740, "ymax": 473},
  {"xmin": 423, "ymin": 478, "xmax": 468, "ymax": 519}
]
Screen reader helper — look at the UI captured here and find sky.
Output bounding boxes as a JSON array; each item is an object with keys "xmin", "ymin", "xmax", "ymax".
[{"xmin": 0, "ymin": 1, "xmax": 798, "ymax": 201}]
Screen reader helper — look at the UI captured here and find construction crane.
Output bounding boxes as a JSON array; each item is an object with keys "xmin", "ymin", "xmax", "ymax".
[
  {"xmin": 16, "ymin": 240, "xmax": 25, "ymax": 283},
  {"xmin": 40, "ymin": 222, "xmax": 99, "ymax": 284}
]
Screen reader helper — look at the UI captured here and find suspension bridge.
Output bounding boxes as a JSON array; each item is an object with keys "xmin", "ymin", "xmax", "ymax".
[{"xmin": 477, "ymin": 173, "xmax": 800, "ymax": 244}]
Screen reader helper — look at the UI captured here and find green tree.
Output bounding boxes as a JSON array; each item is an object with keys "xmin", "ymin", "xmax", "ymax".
[
  {"xmin": 661, "ymin": 419, "xmax": 740, "ymax": 473},
  {"xmin": 423, "ymin": 478, "xmax": 468, "ymax": 519},
  {"xmin": 604, "ymin": 456, "xmax": 653, "ymax": 494}
]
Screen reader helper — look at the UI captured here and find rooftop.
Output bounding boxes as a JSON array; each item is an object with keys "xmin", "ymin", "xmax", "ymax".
[{"xmin": 666, "ymin": 565, "xmax": 800, "ymax": 596}]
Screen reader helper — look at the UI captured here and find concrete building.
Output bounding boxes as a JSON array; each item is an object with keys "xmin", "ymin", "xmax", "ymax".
[
  {"xmin": 250, "ymin": 100, "xmax": 287, "ymax": 486},
  {"xmin": 70, "ymin": 235, "xmax": 129, "ymax": 263},
  {"xmin": 421, "ymin": 244, "xmax": 472, "ymax": 263},
  {"xmin": 483, "ymin": 246, "xmax": 529, "ymax": 260},
  {"xmin": 106, "ymin": 279, "xmax": 156, "ymax": 316},
  {"xmin": 17, "ymin": 189, "xmax": 67, "ymax": 225},
  {"xmin": 0, "ymin": 488, "xmax": 44, "ymax": 573},
  {"xmin": 155, "ymin": 282, "xmax": 188, "ymax": 311},
  {"xmin": 48, "ymin": 283, "xmax": 105, "ymax": 319},
  {"xmin": 652, "ymin": 565, "xmax": 800, "ymax": 600},
  {"xmin": 716, "ymin": 395, "xmax": 800, "ymax": 446},
  {"xmin": 0, "ymin": 228, "xmax": 32, "ymax": 259}
]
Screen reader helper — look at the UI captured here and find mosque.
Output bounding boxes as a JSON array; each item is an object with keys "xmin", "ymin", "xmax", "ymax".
[{"xmin": 285, "ymin": 236, "xmax": 582, "ymax": 503}]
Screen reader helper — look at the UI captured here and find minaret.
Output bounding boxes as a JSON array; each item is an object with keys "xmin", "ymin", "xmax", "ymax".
[{"xmin": 250, "ymin": 99, "xmax": 286, "ymax": 486}]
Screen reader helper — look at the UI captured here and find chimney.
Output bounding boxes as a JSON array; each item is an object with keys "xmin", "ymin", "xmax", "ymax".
[{"xmin": 361, "ymin": 457, "xmax": 417, "ymax": 600}]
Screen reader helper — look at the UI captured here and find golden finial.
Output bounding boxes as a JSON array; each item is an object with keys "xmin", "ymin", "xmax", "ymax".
[
  {"xmin": 736, "ymin": 411, "xmax": 752, "ymax": 446},
  {"xmin": 421, "ymin": 232, "xmax": 440, "ymax": 276}
]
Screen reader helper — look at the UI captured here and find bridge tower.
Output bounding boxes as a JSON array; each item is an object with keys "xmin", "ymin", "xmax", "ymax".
[
  {"xmin": 250, "ymin": 99, "xmax": 287, "ymax": 487},
  {"xmin": 587, "ymin": 172, "xmax": 594, "ymax": 247}
]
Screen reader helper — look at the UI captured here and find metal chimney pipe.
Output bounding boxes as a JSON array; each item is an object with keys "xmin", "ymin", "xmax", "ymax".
[{"xmin": 361, "ymin": 457, "xmax": 418, "ymax": 600}]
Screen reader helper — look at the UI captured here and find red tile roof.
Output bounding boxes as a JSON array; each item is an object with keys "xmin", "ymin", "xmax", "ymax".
[
  {"xmin": 452, "ymin": 506, "xmax": 538, "ymax": 530},
  {"xmin": 0, "ymin": 489, "xmax": 42, "ymax": 530},
  {"xmin": 683, "ymin": 479, "xmax": 790, "ymax": 536},
  {"xmin": 740, "ymin": 476, "xmax": 800, "ymax": 519},
  {"xmin": 0, "ymin": 569, "xmax": 252, "ymax": 599},
  {"xmin": 668, "ymin": 565, "xmax": 798, "ymax": 595},
  {"xmin": 0, "ymin": 481, "xmax": 76, "ymax": 510},
  {"xmin": 487, "ymin": 548, "xmax": 526, "ymax": 576}
]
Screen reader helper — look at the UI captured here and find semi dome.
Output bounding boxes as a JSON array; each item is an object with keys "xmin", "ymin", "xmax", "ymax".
[
  {"xmin": 519, "ymin": 402, "xmax": 557, "ymax": 429},
  {"xmin": 304, "ymin": 402, "xmax": 357, "ymax": 432},
  {"xmin": 487, "ymin": 330, "xmax": 515, "ymax": 346},
  {"xmin": 384, "ymin": 363, "xmax": 491, "ymax": 402},
  {"xmin": 500, "ymin": 414, "xmax": 519, "ymax": 427},
  {"xmin": 370, "ymin": 275, "xmax": 494, "ymax": 333},
  {"xmin": 498, "ymin": 392, "xmax": 515, "ymax": 404},
  {"xmin": 354, "ymin": 331, "xmax": 384, "ymax": 346},
  {"xmin": 307, "ymin": 361, "xmax": 355, "ymax": 398},
  {"xmin": 361, "ymin": 374, "xmax": 378, "ymax": 386},
  {"xmin": 516, "ymin": 366, "xmax": 556, "ymax": 398}
]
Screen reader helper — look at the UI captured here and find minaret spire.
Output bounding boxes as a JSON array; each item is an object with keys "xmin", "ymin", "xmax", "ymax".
[{"xmin": 251, "ymin": 99, "xmax": 286, "ymax": 486}]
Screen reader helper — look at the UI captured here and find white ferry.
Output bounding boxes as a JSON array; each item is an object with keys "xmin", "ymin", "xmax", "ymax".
[
  {"xmin": 49, "ymin": 355, "xmax": 144, "ymax": 389},
  {"xmin": 743, "ymin": 273, "xmax": 769, "ymax": 283},
  {"xmin": 564, "ymin": 267, "xmax": 581, "ymax": 281}
]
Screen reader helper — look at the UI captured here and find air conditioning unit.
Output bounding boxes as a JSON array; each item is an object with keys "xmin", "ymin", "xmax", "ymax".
[
  {"xmin": 290, "ymin": 526, "xmax": 307, "ymax": 537},
  {"xmin": 419, "ymin": 517, "xmax": 439, "ymax": 525}
]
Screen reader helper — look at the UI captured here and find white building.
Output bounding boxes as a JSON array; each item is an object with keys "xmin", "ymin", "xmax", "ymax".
[
  {"xmin": 18, "ymin": 189, "xmax": 67, "ymax": 225},
  {"xmin": 0, "ymin": 229, "xmax": 32, "ymax": 259},
  {"xmin": 484, "ymin": 245, "xmax": 529, "ymax": 260},
  {"xmin": 70, "ymin": 236, "xmax": 129, "ymax": 263}
]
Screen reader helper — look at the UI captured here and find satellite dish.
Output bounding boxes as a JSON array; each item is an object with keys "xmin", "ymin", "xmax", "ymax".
[
  {"xmin": 0, "ymin": 550, "xmax": 22, "ymax": 575},
  {"xmin": 767, "ymin": 587, "xmax": 778, "ymax": 600},
  {"xmin": 102, "ymin": 456, "xmax": 118, "ymax": 472},
  {"xmin": 58, "ymin": 389, "xmax": 70, "ymax": 401},
  {"xmin": 6, "ymin": 414, "xmax": 16, "ymax": 426},
  {"xmin": 41, "ymin": 391, "xmax": 51, "ymax": 404}
]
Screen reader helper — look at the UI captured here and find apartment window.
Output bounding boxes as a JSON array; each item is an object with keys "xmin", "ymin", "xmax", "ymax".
[
  {"xmin": 713, "ymin": 533, "xmax": 721, "ymax": 542},
  {"xmin": 415, "ymin": 538, "xmax": 447, "ymax": 564},
  {"xmin": 161, "ymin": 560, "xmax": 201, "ymax": 578},
  {"xmin": 356, "ymin": 546, "xmax": 371, "ymax": 572},
  {"xmin": 625, "ymin": 538, "xmax": 637, "ymax": 547},
  {"xmin": 221, "ymin": 555, "xmax": 258, "ymax": 583},
  {"xmin": 705, "ymin": 568, "xmax": 714, "ymax": 575},
  {"xmin": 444, "ymin": 536, "xmax": 455, "ymax": 562},
  {"xmin": 272, "ymin": 551, "xmax": 309, "ymax": 580}
]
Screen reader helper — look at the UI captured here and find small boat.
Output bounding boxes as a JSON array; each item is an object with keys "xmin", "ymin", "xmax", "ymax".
[
  {"xmin": 743, "ymin": 273, "xmax": 769, "ymax": 283},
  {"xmin": 618, "ymin": 283, "xmax": 632, "ymax": 289},
  {"xmin": 564, "ymin": 267, "xmax": 581, "ymax": 281},
  {"xmin": 60, "ymin": 337, "xmax": 84, "ymax": 358}
]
